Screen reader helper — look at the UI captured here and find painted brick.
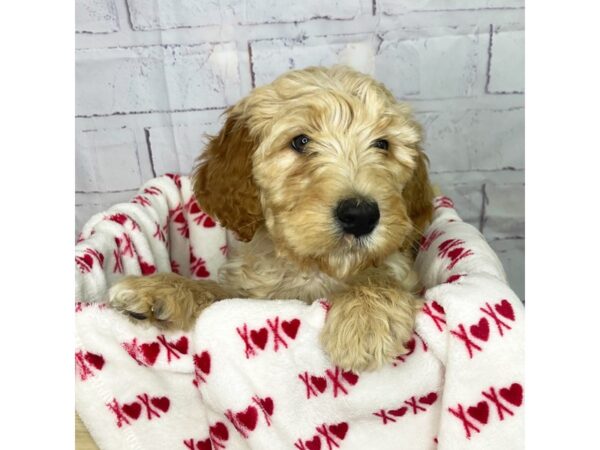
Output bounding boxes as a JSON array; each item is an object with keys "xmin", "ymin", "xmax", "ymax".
[
  {"xmin": 76, "ymin": 43, "xmax": 241, "ymax": 116},
  {"xmin": 482, "ymin": 182, "xmax": 524, "ymax": 240},
  {"xmin": 76, "ymin": 128, "xmax": 143, "ymax": 192},
  {"xmin": 490, "ymin": 238, "xmax": 524, "ymax": 301},
  {"xmin": 416, "ymin": 108, "xmax": 524, "ymax": 172},
  {"xmin": 126, "ymin": 0, "xmax": 231, "ymax": 30},
  {"xmin": 126, "ymin": 0, "xmax": 364, "ymax": 30},
  {"xmin": 251, "ymin": 31, "xmax": 487, "ymax": 99},
  {"xmin": 250, "ymin": 35, "xmax": 377, "ymax": 87},
  {"xmin": 147, "ymin": 121, "xmax": 221, "ymax": 175},
  {"xmin": 376, "ymin": 29, "xmax": 488, "ymax": 99},
  {"xmin": 76, "ymin": 0, "xmax": 119, "ymax": 33},
  {"xmin": 378, "ymin": 0, "xmax": 524, "ymax": 15},
  {"xmin": 487, "ymin": 29, "xmax": 524, "ymax": 93},
  {"xmin": 431, "ymin": 180, "xmax": 483, "ymax": 228}
]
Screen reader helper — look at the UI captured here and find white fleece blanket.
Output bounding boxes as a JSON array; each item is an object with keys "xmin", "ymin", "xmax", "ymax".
[{"xmin": 75, "ymin": 174, "xmax": 524, "ymax": 450}]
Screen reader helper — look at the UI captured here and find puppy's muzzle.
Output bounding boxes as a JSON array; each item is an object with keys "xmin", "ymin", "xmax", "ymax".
[{"xmin": 335, "ymin": 198, "xmax": 380, "ymax": 237}]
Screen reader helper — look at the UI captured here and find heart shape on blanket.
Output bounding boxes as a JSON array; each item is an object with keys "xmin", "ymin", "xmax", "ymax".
[
  {"xmin": 405, "ymin": 338, "xmax": 416, "ymax": 354},
  {"xmin": 250, "ymin": 328, "xmax": 268, "ymax": 350},
  {"xmin": 341, "ymin": 371, "xmax": 359, "ymax": 385},
  {"xmin": 84, "ymin": 352, "xmax": 105, "ymax": 370},
  {"xmin": 329, "ymin": 422, "xmax": 348, "ymax": 440},
  {"xmin": 209, "ymin": 421, "xmax": 229, "ymax": 441},
  {"xmin": 306, "ymin": 436, "xmax": 321, "ymax": 450},
  {"xmin": 419, "ymin": 392, "xmax": 438, "ymax": 405},
  {"xmin": 196, "ymin": 439, "xmax": 212, "ymax": 450},
  {"xmin": 150, "ymin": 396, "xmax": 170, "ymax": 412},
  {"xmin": 259, "ymin": 397, "xmax": 274, "ymax": 416},
  {"xmin": 140, "ymin": 342, "xmax": 160, "ymax": 365},
  {"xmin": 495, "ymin": 299, "xmax": 515, "ymax": 321},
  {"xmin": 311, "ymin": 376, "xmax": 327, "ymax": 393},
  {"xmin": 500, "ymin": 383, "xmax": 523, "ymax": 406},
  {"xmin": 470, "ymin": 318, "xmax": 490, "ymax": 341},
  {"xmin": 389, "ymin": 407, "xmax": 408, "ymax": 417},
  {"xmin": 140, "ymin": 260, "xmax": 156, "ymax": 275},
  {"xmin": 467, "ymin": 401, "xmax": 489, "ymax": 424},
  {"xmin": 194, "ymin": 351, "xmax": 211, "ymax": 374},
  {"xmin": 122, "ymin": 402, "xmax": 141, "ymax": 419},
  {"xmin": 172, "ymin": 336, "xmax": 188, "ymax": 354},
  {"xmin": 236, "ymin": 406, "xmax": 258, "ymax": 431},
  {"xmin": 431, "ymin": 301, "xmax": 445, "ymax": 314},
  {"xmin": 281, "ymin": 318, "xmax": 300, "ymax": 339}
]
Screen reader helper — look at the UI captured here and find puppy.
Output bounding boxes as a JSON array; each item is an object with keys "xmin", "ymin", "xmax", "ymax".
[{"xmin": 109, "ymin": 65, "xmax": 434, "ymax": 372}]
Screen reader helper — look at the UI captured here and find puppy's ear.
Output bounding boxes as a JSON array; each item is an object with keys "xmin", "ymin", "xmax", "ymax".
[
  {"xmin": 403, "ymin": 146, "xmax": 434, "ymax": 239},
  {"xmin": 192, "ymin": 106, "xmax": 263, "ymax": 242}
]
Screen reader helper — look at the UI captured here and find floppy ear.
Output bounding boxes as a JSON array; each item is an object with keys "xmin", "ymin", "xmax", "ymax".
[
  {"xmin": 403, "ymin": 146, "xmax": 434, "ymax": 241},
  {"xmin": 192, "ymin": 107, "xmax": 263, "ymax": 242}
]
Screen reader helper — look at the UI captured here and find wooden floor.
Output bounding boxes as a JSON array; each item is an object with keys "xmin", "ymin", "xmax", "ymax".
[{"xmin": 76, "ymin": 413, "xmax": 100, "ymax": 450}]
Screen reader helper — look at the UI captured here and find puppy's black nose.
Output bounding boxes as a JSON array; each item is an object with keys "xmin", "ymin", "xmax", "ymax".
[{"xmin": 335, "ymin": 198, "xmax": 380, "ymax": 237}]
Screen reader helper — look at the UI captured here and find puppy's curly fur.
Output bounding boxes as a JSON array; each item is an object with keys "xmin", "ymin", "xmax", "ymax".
[{"xmin": 110, "ymin": 66, "xmax": 434, "ymax": 372}]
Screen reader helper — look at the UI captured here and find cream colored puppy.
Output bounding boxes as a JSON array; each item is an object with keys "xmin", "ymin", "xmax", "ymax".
[{"xmin": 109, "ymin": 65, "xmax": 434, "ymax": 372}]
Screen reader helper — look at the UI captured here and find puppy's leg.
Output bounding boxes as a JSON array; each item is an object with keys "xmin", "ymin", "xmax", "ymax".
[
  {"xmin": 320, "ymin": 275, "xmax": 421, "ymax": 372},
  {"xmin": 108, "ymin": 273, "xmax": 233, "ymax": 330}
]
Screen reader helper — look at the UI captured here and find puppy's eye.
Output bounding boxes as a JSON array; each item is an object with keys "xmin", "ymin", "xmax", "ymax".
[
  {"xmin": 371, "ymin": 139, "xmax": 389, "ymax": 150},
  {"xmin": 291, "ymin": 134, "xmax": 310, "ymax": 153}
]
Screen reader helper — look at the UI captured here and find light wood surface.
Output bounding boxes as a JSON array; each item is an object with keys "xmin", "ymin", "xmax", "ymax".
[{"xmin": 76, "ymin": 413, "xmax": 100, "ymax": 450}]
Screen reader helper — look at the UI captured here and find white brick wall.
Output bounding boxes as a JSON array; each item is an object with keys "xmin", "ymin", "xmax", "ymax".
[{"xmin": 76, "ymin": 0, "xmax": 525, "ymax": 298}]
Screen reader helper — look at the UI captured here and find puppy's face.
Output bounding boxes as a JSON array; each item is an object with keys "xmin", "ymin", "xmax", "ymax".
[{"xmin": 193, "ymin": 66, "xmax": 433, "ymax": 279}]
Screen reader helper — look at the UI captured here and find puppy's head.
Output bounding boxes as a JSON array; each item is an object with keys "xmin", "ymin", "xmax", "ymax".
[{"xmin": 193, "ymin": 66, "xmax": 433, "ymax": 279}]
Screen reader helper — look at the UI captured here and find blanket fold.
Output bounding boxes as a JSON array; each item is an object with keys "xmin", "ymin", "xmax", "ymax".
[{"xmin": 75, "ymin": 175, "xmax": 523, "ymax": 450}]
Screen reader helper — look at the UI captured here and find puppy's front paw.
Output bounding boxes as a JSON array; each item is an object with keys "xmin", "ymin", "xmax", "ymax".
[
  {"xmin": 320, "ymin": 287, "xmax": 418, "ymax": 372},
  {"xmin": 108, "ymin": 273, "xmax": 220, "ymax": 330}
]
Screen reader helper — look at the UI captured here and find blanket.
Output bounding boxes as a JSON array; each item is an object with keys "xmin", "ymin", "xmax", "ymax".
[{"xmin": 75, "ymin": 174, "xmax": 524, "ymax": 450}]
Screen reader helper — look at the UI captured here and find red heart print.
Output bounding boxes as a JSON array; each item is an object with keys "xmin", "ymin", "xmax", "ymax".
[
  {"xmin": 341, "ymin": 371, "xmax": 359, "ymax": 385},
  {"xmin": 203, "ymin": 216, "xmax": 216, "ymax": 227},
  {"xmin": 194, "ymin": 265, "xmax": 210, "ymax": 278},
  {"xmin": 500, "ymin": 383, "xmax": 523, "ymax": 406},
  {"xmin": 150, "ymin": 396, "xmax": 170, "ymax": 412},
  {"xmin": 122, "ymin": 402, "xmax": 141, "ymax": 419},
  {"xmin": 447, "ymin": 248, "xmax": 463, "ymax": 260},
  {"xmin": 140, "ymin": 261, "xmax": 156, "ymax": 275},
  {"xmin": 405, "ymin": 338, "xmax": 416, "ymax": 353},
  {"xmin": 495, "ymin": 299, "xmax": 515, "ymax": 321},
  {"xmin": 190, "ymin": 201, "xmax": 201, "ymax": 214},
  {"xmin": 196, "ymin": 439, "xmax": 212, "ymax": 450},
  {"xmin": 140, "ymin": 342, "xmax": 160, "ymax": 365},
  {"xmin": 209, "ymin": 421, "xmax": 229, "ymax": 441},
  {"xmin": 259, "ymin": 397, "xmax": 274, "ymax": 416},
  {"xmin": 194, "ymin": 351, "xmax": 211, "ymax": 374},
  {"xmin": 446, "ymin": 274, "xmax": 463, "ymax": 283},
  {"xmin": 250, "ymin": 328, "xmax": 268, "ymax": 350},
  {"xmin": 174, "ymin": 210, "xmax": 186, "ymax": 224},
  {"xmin": 329, "ymin": 422, "xmax": 348, "ymax": 440},
  {"xmin": 470, "ymin": 318, "xmax": 490, "ymax": 341},
  {"xmin": 419, "ymin": 392, "xmax": 437, "ymax": 405},
  {"xmin": 467, "ymin": 401, "xmax": 489, "ymax": 424},
  {"xmin": 235, "ymin": 406, "xmax": 258, "ymax": 431},
  {"xmin": 84, "ymin": 352, "xmax": 104, "ymax": 370},
  {"xmin": 311, "ymin": 376, "xmax": 327, "ymax": 393},
  {"xmin": 389, "ymin": 407, "xmax": 407, "ymax": 417},
  {"xmin": 281, "ymin": 319, "xmax": 300, "ymax": 339},
  {"xmin": 431, "ymin": 301, "xmax": 445, "ymax": 314},
  {"xmin": 306, "ymin": 436, "xmax": 321, "ymax": 450},
  {"xmin": 172, "ymin": 336, "xmax": 188, "ymax": 354}
]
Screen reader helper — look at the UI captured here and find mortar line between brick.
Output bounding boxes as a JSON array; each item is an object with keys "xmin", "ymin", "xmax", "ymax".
[
  {"xmin": 144, "ymin": 128, "xmax": 157, "ymax": 177},
  {"xmin": 485, "ymin": 24, "xmax": 494, "ymax": 94},
  {"xmin": 479, "ymin": 183, "xmax": 489, "ymax": 232},
  {"xmin": 247, "ymin": 42, "xmax": 256, "ymax": 88}
]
